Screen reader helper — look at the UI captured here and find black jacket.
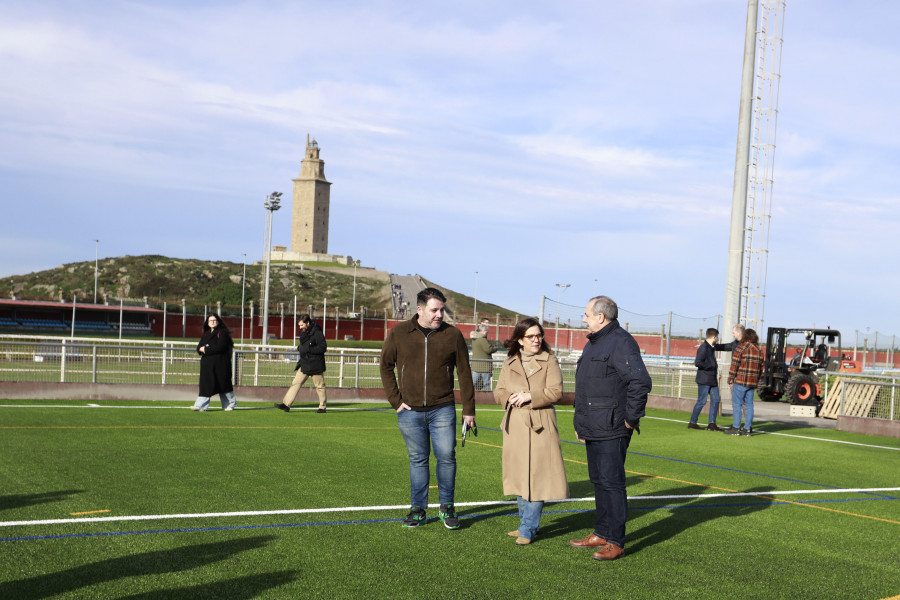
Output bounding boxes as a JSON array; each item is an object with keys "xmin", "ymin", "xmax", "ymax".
[
  {"xmin": 573, "ymin": 320, "xmax": 652, "ymax": 441},
  {"xmin": 197, "ymin": 328, "xmax": 234, "ymax": 396},
  {"xmin": 295, "ymin": 321, "xmax": 327, "ymax": 375},
  {"xmin": 694, "ymin": 341, "xmax": 719, "ymax": 386}
]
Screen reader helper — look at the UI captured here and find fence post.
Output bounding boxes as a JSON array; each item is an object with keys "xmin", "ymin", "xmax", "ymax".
[
  {"xmin": 162, "ymin": 345, "xmax": 167, "ymax": 385},
  {"xmin": 339, "ymin": 349, "xmax": 345, "ymax": 388},
  {"xmin": 92, "ymin": 345, "xmax": 98, "ymax": 384},
  {"xmin": 665, "ymin": 311, "xmax": 672, "ymax": 363},
  {"xmin": 355, "ymin": 354, "xmax": 360, "ymax": 388},
  {"xmin": 891, "ymin": 376, "xmax": 896, "ymax": 421},
  {"xmin": 60, "ymin": 339, "xmax": 67, "ymax": 383},
  {"xmin": 840, "ymin": 382, "xmax": 846, "ymax": 416}
]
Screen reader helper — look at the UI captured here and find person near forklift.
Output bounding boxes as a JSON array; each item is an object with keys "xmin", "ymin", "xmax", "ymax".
[
  {"xmin": 714, "ymin": 324, "xmax": 745, "ymax": 353},
  {"xmin": 724, "ymin": 328, "xmax": 763, "ymax": 436},
  {"xmin": 688, "ymin": 328, "xmax": 725, "ymax": 431},
  {"xmin": 813, "ymin": 343, "xmax": 829, "ymax": 364}
]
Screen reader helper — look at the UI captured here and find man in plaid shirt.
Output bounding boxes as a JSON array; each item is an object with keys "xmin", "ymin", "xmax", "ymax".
[{"xmin": 724, "ymin": 328, "xmax": 762, "ymax": 436}]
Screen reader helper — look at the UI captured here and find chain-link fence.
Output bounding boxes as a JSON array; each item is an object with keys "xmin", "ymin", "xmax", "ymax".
[{"xmin": 540, "ymin": 296, "xmax": 721, "ymax": 337}]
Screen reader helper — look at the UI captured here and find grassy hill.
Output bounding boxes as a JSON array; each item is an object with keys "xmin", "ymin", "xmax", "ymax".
[{"xmin": 0, "ymin": 255, "xmax": 522, "ymax": 322}]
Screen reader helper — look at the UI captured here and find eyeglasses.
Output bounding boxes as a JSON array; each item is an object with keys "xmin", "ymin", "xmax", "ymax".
[{"xmin": 523, "ymin": 334, "xmax": 543, "ymax": 340}]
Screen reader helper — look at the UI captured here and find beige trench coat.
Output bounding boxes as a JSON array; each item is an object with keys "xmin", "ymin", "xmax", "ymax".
[{"xmin": 494, "ymin": 351, "xmax": 569, "ymax": 501}]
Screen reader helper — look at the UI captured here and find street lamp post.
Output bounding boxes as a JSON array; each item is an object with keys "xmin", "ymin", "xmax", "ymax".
[
  {"xmin": 261, "ymin": 191, "xmax": 282, "ymax": 346},
  {"xmin": 473, "ymin": 271, "xmax": 479, "ymax": 324},
  {"xmin": 352, "ymin": 263, "xmax": 358, "ymax": 314},
  {"xmin": 240, "ymin": 253, "xmax": 247, "ymax": 346},
  {"xmin": 554, "ymin": 283, "xmax": 571, "ymax": 349},
  {"xmin": 93, "ymin": 240, "xmax": 99, "ymax": 303}
]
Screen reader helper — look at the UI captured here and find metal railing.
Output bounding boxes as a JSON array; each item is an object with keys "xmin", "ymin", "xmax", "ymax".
[
  {"xmin": 827, "ymin": 372, "xmax": 899, "ymax": 421},
  {"xmin": 2, "ymin": 337, "xmax": 897, "ymax": 422}
]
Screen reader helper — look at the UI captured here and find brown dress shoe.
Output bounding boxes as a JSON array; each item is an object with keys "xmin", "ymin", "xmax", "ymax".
[
  {"xmin": 507, "ymin": 530, "xmax": 519, "ymax": 538},
  {"xmin": 706, "ymin": 423, "xmax": 723, "ymax": 432},
  {"xmin": 515, "ymin": 537, "xmax": 531, "ymax": 545},
  {"xmin": 569, "ymin": 533, "xmax": 608, "ymax": 548},
  {"xmin": 687, "ymin": 423, "xmax": 702, "ymax": 430},
  {"xmin": 592, "ymin": 543, "xmax": 625, "ymax": 561}
]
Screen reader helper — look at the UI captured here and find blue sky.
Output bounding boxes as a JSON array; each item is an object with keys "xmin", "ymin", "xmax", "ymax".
[{"xmin": 1, "ymin": 1, "xmax": 898, "ymax": 343}]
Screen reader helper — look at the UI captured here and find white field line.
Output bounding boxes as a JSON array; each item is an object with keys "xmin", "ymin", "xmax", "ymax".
[
  {"xmin": 647, "ymin": 415, "xmax": 900, "ymax": 452},
  {"xmin": 3, "ymin": 488, "xmax": 898, "ymax": 528}
]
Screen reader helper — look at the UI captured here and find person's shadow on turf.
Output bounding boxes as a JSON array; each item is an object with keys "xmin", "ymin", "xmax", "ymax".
[
  {"xmin": 0, "ymin": 535, "xmax": 295, "ymax": 600},
  {"xmin": 544, "ymin": 484, "xmax": 776, "ymax": 555},
  {"xmin": 623, "ymin": 484, "xmax": 776, "ymax": 554},
  {"xmin": 0, "ymin": 489, "xmax": 84, "ymax": 512}
]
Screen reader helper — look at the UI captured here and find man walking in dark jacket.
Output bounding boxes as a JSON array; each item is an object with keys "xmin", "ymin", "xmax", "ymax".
[
  {"xmin": 569, "ymin": 296, "xmax": 652, "ymax": 561},
  {"xmin": 380, "ymin": 288, "xmax": 476, "ymax": 530},
  {"xmin": 275, "ymin": 314, "xmax": 328, "ymax": 413},
  {"xmin": 688, "ymin": 328, "xmax": 725, "ymax": 431}
]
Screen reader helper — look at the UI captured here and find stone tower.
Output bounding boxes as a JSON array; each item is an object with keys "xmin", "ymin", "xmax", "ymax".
[{"xmin": 291, "ymin": 135, "xmax": 332, "ymax": 254}]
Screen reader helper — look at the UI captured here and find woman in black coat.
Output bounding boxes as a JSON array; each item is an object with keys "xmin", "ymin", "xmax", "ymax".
[
  {"xmin": 191, "ymin": 313, "xmax": 237, "ymax": 411},
  {"xmin": 274, "ymin": 314, "xmax": 328, "ymax": 413}
]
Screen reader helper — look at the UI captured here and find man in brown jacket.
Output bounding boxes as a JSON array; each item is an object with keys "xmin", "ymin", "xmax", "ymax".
[{"xmin": 380, "ymin": 287, "xmax": 476, "ymax": 530}]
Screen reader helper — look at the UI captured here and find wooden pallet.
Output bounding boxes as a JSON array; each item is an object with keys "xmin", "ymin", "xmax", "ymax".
[{"xmin": 820, "ymin": 377, "xmax": 881, "ymax": 419}]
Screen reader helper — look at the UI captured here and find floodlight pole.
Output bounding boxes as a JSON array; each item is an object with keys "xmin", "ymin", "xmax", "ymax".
[
  {"xmin": 261, "ymin": 191, "xmax": 282, "ymax": 346},
  {"xmin": 723, "ymin": 0, "xmax": 759, "ymax": 342}
]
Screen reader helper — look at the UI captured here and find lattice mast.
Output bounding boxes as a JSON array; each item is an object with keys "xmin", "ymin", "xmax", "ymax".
[{"xmin": 741, "ymin": 0, "xmax": 786, "ymax": 332}]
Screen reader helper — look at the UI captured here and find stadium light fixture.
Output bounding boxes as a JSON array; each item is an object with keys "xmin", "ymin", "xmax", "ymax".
[{"xmin": 261, "ymin": 191, "xmax": 282, "ymax": 346}]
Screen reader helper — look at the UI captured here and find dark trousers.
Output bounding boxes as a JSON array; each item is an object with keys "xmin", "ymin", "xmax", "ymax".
[{"xmin": 585, "ymin": 434, "xmax": 632, "ymax": 549}]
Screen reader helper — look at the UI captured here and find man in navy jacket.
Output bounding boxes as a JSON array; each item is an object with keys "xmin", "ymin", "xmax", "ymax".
[
  {"xmin": 569, "ymin": 296, "xmax": 652, "ymax": 561},
  {"xmin": 689, "ymin": 328, "xmax": 724, "ymax": 431}
]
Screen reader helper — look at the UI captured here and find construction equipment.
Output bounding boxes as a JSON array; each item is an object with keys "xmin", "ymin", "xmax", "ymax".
[{"xmin": 757, "ymin": 328, "xmax": 861, "ymax": 407}]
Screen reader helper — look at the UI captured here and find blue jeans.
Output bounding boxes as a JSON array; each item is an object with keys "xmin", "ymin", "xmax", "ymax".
[
  {"xmin": 193, "ymin": 392, "xmax": 236, "ymax": 410},
  {"xmin": 585, "ymin": 435, "xmax": 631, "ymax": 549},
  {"xmin": 690, "ymin": 384, "xmax": 721, "ymax": 424},
  {"xmin": 397, "ymin": 404, "xmax": 457, "ymax": 509},
  {"xmin": 516, "ymin": 496, "xmax": 544, "ymax": 541},
  {"xmin": 731, "ymin": 384, "xmax": 755, "ymax": 429},
  {"xmin": 472, "ymin": 371, "xmax": 492, "ymax": 391}
]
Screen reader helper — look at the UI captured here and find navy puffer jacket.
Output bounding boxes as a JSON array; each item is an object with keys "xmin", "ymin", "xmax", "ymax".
[{"xmin": 573, "ymin": 320, "xmax": 652, "ymax": 441}]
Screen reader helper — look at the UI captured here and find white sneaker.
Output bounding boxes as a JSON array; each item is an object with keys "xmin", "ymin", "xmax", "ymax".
[
  {"xmin": 190, "ymin": 406, "xmax": 205, "ymax": 412},
  {"xmin": 224, "ymin": 406, "xmax": 234, "ymax": 411}
]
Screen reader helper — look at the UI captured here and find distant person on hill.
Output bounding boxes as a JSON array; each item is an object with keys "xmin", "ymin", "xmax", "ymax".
[
  {"xmin": 470, "ymin": 318, "xmax": 498, "ymax": 391},
  {"xmin": 192, "ymin": 314, "xmax": 237, "ymax": 411},
  {"xmin": 494, "ymin": 317, "xmax": 568, "ymax": 546},
  {"xmin": 275, "ymin": 314, "xmax": 328, "ymax": 413},
  {"xmin": 380, "ymin": 287, "xmax": 476, "ymax": 530},
  {"xmin": 688, "ymin": 328, "xmax": 725, "ymax": 431}
]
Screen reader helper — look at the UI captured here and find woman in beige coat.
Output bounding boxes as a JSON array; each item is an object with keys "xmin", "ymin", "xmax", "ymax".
[{"xmin": 494, "ymin": 317, "xmax": 568, "ymax": 545}]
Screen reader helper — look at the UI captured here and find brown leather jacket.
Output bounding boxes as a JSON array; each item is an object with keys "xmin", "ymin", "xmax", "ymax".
[{"xmin": 380, "ymin": 317, "xmax": 476, "ymax": 416}]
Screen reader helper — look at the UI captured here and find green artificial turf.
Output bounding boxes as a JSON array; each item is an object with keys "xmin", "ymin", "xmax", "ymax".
[{"xmin": 0, "ymin": 401, "xmax": 898, "ymax": 599}]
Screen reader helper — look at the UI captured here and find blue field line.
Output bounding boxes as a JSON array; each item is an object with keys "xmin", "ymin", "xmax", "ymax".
[
  {"xmin": 2, "ymin": 496, "xmax": 896, "ymax": 544},
  {"xmin": 474, "ymin": 426, "xmax": 898, "ymax": 502}
]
